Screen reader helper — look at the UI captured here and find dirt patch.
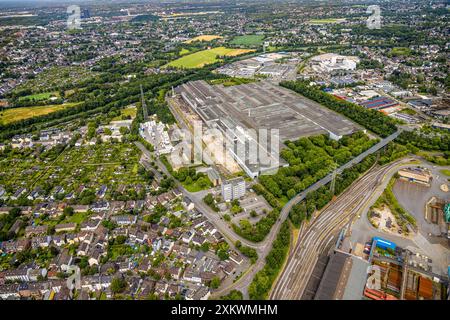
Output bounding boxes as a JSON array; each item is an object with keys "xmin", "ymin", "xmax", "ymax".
[{"xmin": 368, "ymin": 204, "xmax": 412, "ymax": 237}]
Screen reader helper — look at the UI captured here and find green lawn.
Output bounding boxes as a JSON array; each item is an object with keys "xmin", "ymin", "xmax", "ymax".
[
  {"xmin": 112, "ymin": 106, "xmax": 137, "ymax": 121},
  {"xmin": 182, "ymin": 179, "xmax": 212, "ymax": 192},
  {"xmin": 33, "ymin": 211, "xmax": 88, "ymax": 228},
  {"xmin": 208, "ymin": 77, "xmax": 256, "ymax": 87},
  {"xmin": 399, "ymin": 108, "xmax": 417, "ymax": 115},
  {"xmin": 165, "ymin": 47, "xmax": 254, "ymax": 69},
  {"xmin": 390, "ymin": 47, "xmax": 412, "ymax": 56},
  {"xmin": 65, "ymin": 212, "xmax": 89, "ymax": 224},
  {"xmin": 230, "ymin": 35, "xmax": 265, "ymax": 46},
  {"xmin": 0, "ymin": 103, "xmax": 80, "ymax": 125},
  {"xmin": 179, "ymin": 48, "xmax": 191, "ymax": 56},
  {"xmin": 440, "ymin": 169, "xmax": 450, "ymax": 177},
  {"xmin": 18, "ymin": 91, "xmax": 59, "ymax": 102}
]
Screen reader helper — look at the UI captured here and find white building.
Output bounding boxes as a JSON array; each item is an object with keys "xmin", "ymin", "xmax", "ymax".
[
  {"xmin": 310, "ymin": 53, "xmax": 360, "ymax": 74},
  {"xmin": 221, "ymin": 177, "xmax": 246, "ymax": 202},
  {"xmin": 139, "ymin": 120, "xmax": 174, "ymax": 155}
]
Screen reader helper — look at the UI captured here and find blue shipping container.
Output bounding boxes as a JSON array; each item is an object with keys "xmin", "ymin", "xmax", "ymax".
[{"xmin": 372, "ymin": 237, "xmax": 396, "ymax": 250}]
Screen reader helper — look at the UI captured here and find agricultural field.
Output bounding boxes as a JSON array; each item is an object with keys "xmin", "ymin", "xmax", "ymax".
[
  {"xmin": 165, "ymin": 47, "xmax": 255, "ymax": 69},
  {"xmin": 307, "ymin": 18, "xmax": 346, "ymax": 24},
  {"xmin": 230, "ymin": 35, "xmax": 265, "ymax": 46},
  {"xmin": 184, "ymin": 35, "xmax": 223, "ymax": 43},
  {"xmin": 0, "ymin": 103, "xmax": 80, "ymax": 125}
]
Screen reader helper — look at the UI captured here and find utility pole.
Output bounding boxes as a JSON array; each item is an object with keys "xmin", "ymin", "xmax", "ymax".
[
  {"xmin": 330, "ymin": 163, "xmax": 337, "ymax": 196},
  {"xmin": 140, "ymin": 84, "xmax": 148, "ymax": 121}
]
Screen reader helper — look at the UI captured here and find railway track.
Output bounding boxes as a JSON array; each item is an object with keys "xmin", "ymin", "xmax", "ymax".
[{"xmin": 270, "ymin": 162, "xmax": 400, "ymax": 299}]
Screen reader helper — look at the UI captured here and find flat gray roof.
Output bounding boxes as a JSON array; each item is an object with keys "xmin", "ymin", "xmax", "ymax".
[
  {"xmin": 314, "ymin": 250, "xmax": 369, "ymax": 300},
  {"xmin": 177, "ymin": 80, "xmax": 360, "ymax": 142}
]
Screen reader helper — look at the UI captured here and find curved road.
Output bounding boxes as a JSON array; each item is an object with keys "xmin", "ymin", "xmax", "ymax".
[
  {"xmin": 213, "ymin": 129, "xmax": 403, "ymax": 297},
  {"xmin": 136, "ymin": 128, "xmax": 402, "ymax": 298}
]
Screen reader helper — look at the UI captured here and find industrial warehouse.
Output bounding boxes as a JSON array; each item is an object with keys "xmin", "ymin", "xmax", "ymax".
[
  {"xmin": 172, "ymin": 80, "xmax": 360, "ymax": 177},
  {"xmin": 309, "ymin": 237, "xmax": 449, "ymax": 300}
]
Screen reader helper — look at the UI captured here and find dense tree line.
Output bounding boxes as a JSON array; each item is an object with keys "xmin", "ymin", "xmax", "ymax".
[
  {"xmin": 0, "ymin": 66, "xmax": 224, "ymax": 142},
  {"xmin": 396, "ymin": 128, "xmax": 449, "ymax": 152},
  {"xmin": 251, "ymin": 183, "xmax": 282, "ymax": 210},
  {"xmin": 378, "ymin": 142, "xmax": 410, "ymax": 165},
  {"xmin": 231, "ymin": 207, "xmax": 280, "ymax": 243},
  {"xmin": 203, "ymin": 193, "xmax": 220, "ymax": 212},
  {"xmin": 280, "ymin": 80, "xmax": 398, "ymax": 137},
  {"xmin": 259, "ymin": 132, "xmax": 377, "ymax": 202},
  {"xmin": 0, "ymin": 207, "xmax": 22, "ymax": 241},
  {"xmin": 248, "ymin": 221, "xmax": 290, "ymax": 300},
  {"xmin": 220, "ymin": 290, "xmax": 243, "ymax": 300},
  {"xmin": 290, "ymin": 154, "xmax": 377, "ymax": 226},
  {"xmin": 235, "ymin": 240, "xmax": 258, "ymax": 264},
  {"xmin": 396, "ymin": 128, "xmax": 450, "ymax": 165}
]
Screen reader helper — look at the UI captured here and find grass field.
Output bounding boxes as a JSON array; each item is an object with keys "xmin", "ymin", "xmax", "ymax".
[
  {"xmin": 230, "ymin": 35, "xmax": 265, "ymax": 46},
  {"xmin": 390, "ymin": 47, "xmax": 412, "ymax": 56},
  {"xmin": 18, "ymin": 91, "xmax": 59, "ymax": 102},
  {"xmin": 308, "ymin": 18, "xmax": 346, "ymax": 24},
  {"xmin": 0, "ymin": 103, "xmax": 80, "ymax": 125},
  {"xmin": 440, "ymin": 169, "xmax": 450, "ymax": 177},
  {"xmin": 179, "ymin": 48, "xmax": 191, "ymax": 56},
  {"xmin": 208, "ymin": 77, "xmax": 256, "ymax": 87},
  {"xmin": 165, "ymin": 47, "xmax": 255, "ymax": 69},
  {"xmin": 112, "ymin": 106, "xmax": 137, "ymax": 121},
  {"xmin": 184, "ymin": 35, "xmax": 223, "ymax": 43},
  {"xmin": 181, "ymin": 178, "xmax": 212, "ymax": 192}
]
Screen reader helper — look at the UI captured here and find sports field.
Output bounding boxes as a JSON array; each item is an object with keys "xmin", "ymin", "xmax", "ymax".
[
  {"xmin": 0, "ymin": 103, "xmax": 80, "ymax": 125},
  {"xmin": 184, "ymin": 35, "xmax": 223, "ymax": 43},
  {"xmin": 166, "ymin": 47, "xmax": 254, "ymax": 69},
  {"xmin": 230, "ymin": 35, "xmax": 265, "ymax": 46}
]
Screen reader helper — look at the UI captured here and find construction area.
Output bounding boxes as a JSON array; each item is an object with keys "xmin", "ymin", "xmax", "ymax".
[{"xmin": 169, "ymin": 79, "xmax": 360, "ymax": 178}]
